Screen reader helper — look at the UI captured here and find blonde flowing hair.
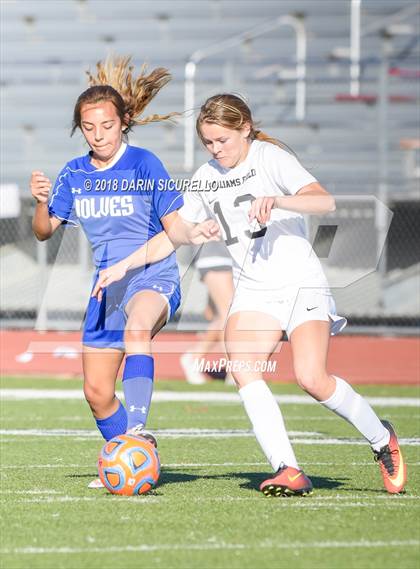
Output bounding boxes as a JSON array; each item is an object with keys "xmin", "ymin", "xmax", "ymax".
[
  {"xmin": 72, "ymin": 55, "xmax": 176, "ymax": 134},
  {"xmin": 196, "ymin": 93, "xmax": 296, "ymax": 156}
]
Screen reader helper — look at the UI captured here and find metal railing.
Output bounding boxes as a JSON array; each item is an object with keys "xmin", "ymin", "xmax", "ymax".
[
  {"xmin": 350, "ymin": 0, "xmax": 420, "ymax": 96},
  {"xmin": 183, "ymin": 14, "xmax": 307, "ymax": 171}
]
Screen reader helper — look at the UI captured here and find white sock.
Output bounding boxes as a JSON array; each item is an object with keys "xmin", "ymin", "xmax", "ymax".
[
  {"xmin": 239, "ymin": 380, "xmax": 298, "ymax": 471},
  {"xmin": 321, "ymin": 376, "xmax": 390, "ymax": 451}
]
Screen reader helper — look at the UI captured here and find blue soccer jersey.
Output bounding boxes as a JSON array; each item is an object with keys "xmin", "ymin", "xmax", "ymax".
[
  {"xmin": 48, "ymin": 143, "xmax": 182, "ymax": 274},
  {"xmin": 48, "ymin": 143, "xmax": 182, "ymax": 348}
]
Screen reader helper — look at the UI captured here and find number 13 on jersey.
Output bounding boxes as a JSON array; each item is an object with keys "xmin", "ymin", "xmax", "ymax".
[{"xmin": 213, "ymin": 193, "xmax": 267, "ymax": 246}]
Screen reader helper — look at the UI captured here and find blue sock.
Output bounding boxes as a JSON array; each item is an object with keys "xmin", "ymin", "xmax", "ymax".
[
  {"xmin": 122, "ymin": 354, "xmax": 154, "ymax": 430},
  {"xmin": 95, "ymin": 399, "xmax": 127, "ymax": 441}
]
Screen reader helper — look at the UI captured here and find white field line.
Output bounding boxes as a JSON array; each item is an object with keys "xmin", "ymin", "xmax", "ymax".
[
  {"xmin": 1, "ymin": 461, "xmax": 420, "ymax": 471},
  {"xmin": 1, "ymin": 540, "xmax": 419, "ymax": 555},
  {"xmin": 1, "ymin": 437, "xmax": 419, "ymax": 446},
  {"xmin": 1, "ymin": 428, "xmax": 419, "ymax": 446},
  {"xmin": 1, "ymin": 461, "xmax": 420, "ymax": 473},
  {"xmin": 7, "ymin": 499, "xmax": 419, "ymax": 509},
  {"xmin": 3, "ymin": 412, "xmax": 418, "ymax": 421},
  {"xmin": 2, "ymin": 497, "xmax": 418, "ymax": 508},
  {"xmin": 1, "ymin": 496, "xmax": 157, "ymax": 504},
  {"xmin": 0, "ymin": 489, "xmax": 418, "ymax": 501},
  {"xmin": 0, "ymin": 428, "xmax": 319, "ymax": 438},
  {"xmin": 1, "ymin": 492, "xmax": 419, "ymax": 502},
  {"xmin": 2, "ymin": 414, "xmax": 418, "ymax": 425},
  {"xmin": 1, "ymin": 389, "xmax": 419, "ymax": 408},
  {"xmin": 0, "ymin": 490, "xmax": 63, "ymax": 495}
]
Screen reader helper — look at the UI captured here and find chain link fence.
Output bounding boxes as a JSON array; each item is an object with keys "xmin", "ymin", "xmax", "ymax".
[{"xmin": 1, "ymin": 189, "xmax": 418, "ymax": 331}]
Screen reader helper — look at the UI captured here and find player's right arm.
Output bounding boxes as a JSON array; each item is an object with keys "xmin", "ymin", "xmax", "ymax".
[
  {"xmin": 31, "ymin": 171, "xmax": 62, "ymax": 240},
  {"xmin": 161, "ymin": 210, "xmax": 220, "ymax": 247}
]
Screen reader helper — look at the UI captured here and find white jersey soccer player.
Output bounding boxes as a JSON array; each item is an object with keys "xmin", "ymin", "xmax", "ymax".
[
  {"xmin": 180, "ymin": 139, "xmax": 345, "ymax": 337},
  {"xmin": 93, "ymin": 93, "xmax": 407, "ymax": 496}
]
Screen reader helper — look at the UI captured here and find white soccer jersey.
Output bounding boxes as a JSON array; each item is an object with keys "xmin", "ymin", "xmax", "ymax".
[{"xmin": 180, "ymin": 140, "xmax": 329, "ymax": 294}]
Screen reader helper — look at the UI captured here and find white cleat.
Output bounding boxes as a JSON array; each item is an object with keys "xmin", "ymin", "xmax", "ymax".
[
  {"xmin": 126, "ymin": 425, "xmax": 158, "ymax": 448},
  {"xmin": 180, "ymin": 353, "xmax": 207, "ymax": 385},
  {"xmin": 88, "ymin": 477, "xmax": 105, "ymax": 489}
]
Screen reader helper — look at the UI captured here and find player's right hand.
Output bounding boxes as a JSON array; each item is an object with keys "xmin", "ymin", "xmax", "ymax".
[
  {"xmin": 248, "ymin": 196, "xmax": 275, "ymax": 224},
  {"xmin": 190, "ymin": 219, "xmax": 221, "ymax": 244},
  {"xmin": 30, "ymin": 171, "xmax": 52, "ymax": 204}
]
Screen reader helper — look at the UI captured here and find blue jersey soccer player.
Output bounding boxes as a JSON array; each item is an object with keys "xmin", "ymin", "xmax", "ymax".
[{"xmin": 30, "ymin": 56, "xmax": 213, "ymax": 488}]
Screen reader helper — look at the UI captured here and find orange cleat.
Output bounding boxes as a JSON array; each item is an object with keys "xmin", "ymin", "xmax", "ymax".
[
  {"xmin": 374, "ymin": 420, "xmax": 407, "ymax": 494},
  {"xmin": 260, "ymin": 465, "xmax": 313, "ymax": 497}
]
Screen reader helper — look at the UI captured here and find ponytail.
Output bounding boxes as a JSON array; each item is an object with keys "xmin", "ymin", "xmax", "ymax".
[
  {"xmin": 72, "ymin": 55, "xmax": 177, "ymax": 135},
  {"xmin": 252, "ymin": 128, "xmax": 298, "ymax": 157}
]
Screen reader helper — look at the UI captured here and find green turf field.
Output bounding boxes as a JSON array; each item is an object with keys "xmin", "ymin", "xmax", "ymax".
[{"xmin": 0, "ymin": 377, "xmax": 419, "ymax": 569}]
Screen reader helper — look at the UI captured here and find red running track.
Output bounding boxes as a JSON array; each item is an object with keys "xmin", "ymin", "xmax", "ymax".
[{"xmin": 0, "ymin": 330, "xmax": 419, "ymax": 385}]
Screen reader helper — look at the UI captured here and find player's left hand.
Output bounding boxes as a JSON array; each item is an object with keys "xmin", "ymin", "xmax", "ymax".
[
  {"xmin": 248, "ymin": 197, "xmax": 276, "ymax": 225},
  {"xmin": 91, "ymin": 261, "xmax": 129, "ymax": 302},
  {"xmin": 190, "ymin": 219, "xmax": 221, "ymax": 244}
]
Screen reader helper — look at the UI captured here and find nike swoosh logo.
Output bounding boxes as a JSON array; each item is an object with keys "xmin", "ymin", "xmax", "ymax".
[
  {"xmin": 288, "ymin": 472, "xmax": 303, "ymax": 482},
  {"xmin": 306, "ymin": 307, "xmax": 318, "ymax": 312},
  {"xmin": 388, "ymin": 448, "xmax": 405, "ymax": 489}
]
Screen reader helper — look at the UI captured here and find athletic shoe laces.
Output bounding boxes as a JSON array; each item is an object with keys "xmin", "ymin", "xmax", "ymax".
[{"xmin": 374, "ymin": 445, "xmax": 397, "ymax": 476}]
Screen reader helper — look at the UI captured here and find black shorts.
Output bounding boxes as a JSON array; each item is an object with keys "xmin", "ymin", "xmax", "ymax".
[{"xmin": 195, "ymin": 241, "xmax": 232, "ymax": 281}]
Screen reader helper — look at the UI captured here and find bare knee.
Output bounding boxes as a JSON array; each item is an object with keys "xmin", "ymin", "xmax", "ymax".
[
  {"xmin": 83, "ymin": 379, "xmax": 115, "ymax": 415},
  {"xmin": 294, "ymin": 367, "xmax": 330, "ymax": 397},
  {"xmin": 225, "ymin": 359, "xmax": 264, "ymax": 389},
  {"xmin": 124, "ymin": 323, "xmax": 152, "ymax": 352},
  {"xmin": 125, "ymin": 328, "xmax": 152, "ymax": 342}
]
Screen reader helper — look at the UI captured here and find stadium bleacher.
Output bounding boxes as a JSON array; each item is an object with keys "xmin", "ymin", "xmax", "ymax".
[{"xmin": 1, "ymin": 0, "xmax": 419, "ymax": 328}]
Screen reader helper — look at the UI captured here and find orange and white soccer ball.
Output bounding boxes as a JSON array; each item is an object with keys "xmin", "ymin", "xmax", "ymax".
[{"xmin": 98, "ymin": 434, "xmax": 160, "ymax": 495}]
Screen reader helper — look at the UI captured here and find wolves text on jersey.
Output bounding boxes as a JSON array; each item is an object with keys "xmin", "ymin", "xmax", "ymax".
[{"xmin": 75, "ymin": 196, "xmax": 135, "ymax": 219}]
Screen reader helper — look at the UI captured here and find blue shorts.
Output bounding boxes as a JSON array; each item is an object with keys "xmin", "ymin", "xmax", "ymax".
[{"xmin": 82, "ymin": 268, "xmax": 181, "ymax": 350}]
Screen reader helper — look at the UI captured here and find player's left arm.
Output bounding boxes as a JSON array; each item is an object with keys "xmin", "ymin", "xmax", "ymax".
[
  {"xmin": 91, "ymin": 212, "xmax": 219, "ymax": 301},
  {"xmin": 249, "ymin": 182, "xmax": 336, "ymax": 225}
]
